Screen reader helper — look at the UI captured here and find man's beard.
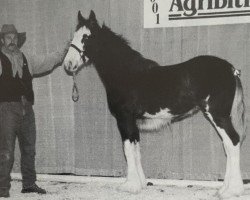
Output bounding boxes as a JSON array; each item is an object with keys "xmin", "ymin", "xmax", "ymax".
[{"xmin": 6, "ymin": 43, "xmax": 18, "ymax": 52}]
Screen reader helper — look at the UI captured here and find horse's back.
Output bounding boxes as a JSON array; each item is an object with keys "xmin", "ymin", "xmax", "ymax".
[
  {"xmin": 134, "ymin": 55, "xmax": 237, "ymax": 117},
  {"xmin": 167, "ymin": 55, "xmax": 236, "ymax": 96}
]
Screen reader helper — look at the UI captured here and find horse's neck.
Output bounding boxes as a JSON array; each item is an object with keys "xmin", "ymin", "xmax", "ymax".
[
  {"xmin": 92, "ymin": 28, "xmax": 144, "ymax": 88},
  {"xmin": 94, "ymin": 36, "xmax": 127, "ymax": 71},
  {"xmin": 93, "ymin": 48, "xmax": 129, "ymax": 91}
]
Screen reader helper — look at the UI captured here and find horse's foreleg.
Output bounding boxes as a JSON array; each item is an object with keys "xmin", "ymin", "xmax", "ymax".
[
  {"xmin": 119, "ymin": 140, "xmax": 142, "ymax": 193},
  {"xmin": 135, "ymin": 142, "xmax": 147, "ymax": 188},
  {"xmin": 116, "ymin": 116, "xmax": 144, "ymax": 193}
]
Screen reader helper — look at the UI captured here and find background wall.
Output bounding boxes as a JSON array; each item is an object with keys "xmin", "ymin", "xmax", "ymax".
[{"xmin": 0, "ymin": 0, "xmax": 249, "ymax": 181}]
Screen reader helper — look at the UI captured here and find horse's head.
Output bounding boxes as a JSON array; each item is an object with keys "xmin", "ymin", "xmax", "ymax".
[{"xmin": 64, "ymin": 10, "xmax": 99, "ymax": 72}]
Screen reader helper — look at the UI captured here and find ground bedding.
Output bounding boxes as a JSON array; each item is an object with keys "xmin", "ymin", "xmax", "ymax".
[{"xmin": 6, "ymin": 178, "xmax": 250, "ymax": 200}]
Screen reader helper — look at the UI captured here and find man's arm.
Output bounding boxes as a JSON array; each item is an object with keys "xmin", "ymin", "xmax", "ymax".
[{"xmin": 25, "ymin": 49, "xmax": 67, "ymax": 76}]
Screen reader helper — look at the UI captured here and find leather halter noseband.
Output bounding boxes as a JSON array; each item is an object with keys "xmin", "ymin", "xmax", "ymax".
[
  {"xmin": 70, "ymin": 43, "xmax": 85, "ymax": 57},
  {"xmin": 70, "ymin": 43, "xmax": 86, "ymax": 63}
]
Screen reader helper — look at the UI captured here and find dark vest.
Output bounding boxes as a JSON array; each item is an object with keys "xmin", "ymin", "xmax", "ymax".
[{"xmin": 0, "ymin": 51, "xmax": 34, "ymax": 104}]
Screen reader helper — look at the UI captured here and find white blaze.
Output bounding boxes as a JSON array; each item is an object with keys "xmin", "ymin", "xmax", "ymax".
[{"xmin": 64, "ymin": 26, "xmax": 91, "ymax": 72}]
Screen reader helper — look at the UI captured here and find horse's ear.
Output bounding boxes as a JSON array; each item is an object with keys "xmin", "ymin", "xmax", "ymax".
[
  {"xmin": 78, "ymin": 11, "xmax": 85, "ymax": 23},
  {"xmin": 89, "ymin": 10, "xmax": 97, "ymax": 25}
]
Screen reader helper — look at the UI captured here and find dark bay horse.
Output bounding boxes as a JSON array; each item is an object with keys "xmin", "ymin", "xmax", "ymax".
[{"xmin": 63, "ymin": 10, "xmax": 246, "ymax": 199}]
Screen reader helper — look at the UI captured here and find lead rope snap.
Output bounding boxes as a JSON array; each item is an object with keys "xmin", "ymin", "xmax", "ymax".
[{"xmin": 72, "ymin": 72, "xmax": 79, "ymax": 102}]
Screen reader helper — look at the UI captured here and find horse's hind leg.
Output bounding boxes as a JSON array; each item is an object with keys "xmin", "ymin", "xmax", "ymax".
[{"xmin": 204, "ymin": 111, "xmax": 244, "ymax": 199}]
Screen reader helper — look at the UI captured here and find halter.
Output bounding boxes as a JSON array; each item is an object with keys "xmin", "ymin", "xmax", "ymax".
[{"xmin": 69, "ymin": 43, "xmax": 85, "ymax": 102}]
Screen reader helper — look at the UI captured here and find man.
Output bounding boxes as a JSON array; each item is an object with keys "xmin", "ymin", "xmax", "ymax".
[{"xmin": 0, "ymin": 24, "xmax": 68, "ymax": 198}]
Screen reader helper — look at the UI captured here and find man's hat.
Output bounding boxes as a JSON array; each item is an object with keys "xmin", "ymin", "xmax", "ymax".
[{"xmin": 0, "ymin": 24, "xmax": 26, "ymax": 48}]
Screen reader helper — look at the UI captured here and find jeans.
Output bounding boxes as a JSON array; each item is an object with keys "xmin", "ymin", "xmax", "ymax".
[{"xmin": 0, "ymin": 101, "xmax": 36, "ymax": 194}]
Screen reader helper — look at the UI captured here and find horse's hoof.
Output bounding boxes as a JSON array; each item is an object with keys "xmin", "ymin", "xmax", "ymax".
[
  {"xmin": 213, "ymin": 191, "xmax": 219, "ymax": 197},
  {"xmin": 117, "ymin": 180, "xmax": 142, "ymax": 194},
  {"xmin": 214, "ymin": 185, "xmax": 227, "ymax": 197},
  {"xmin": 218, "ymin": 187, "xmax": 244, "ymax": 199}
]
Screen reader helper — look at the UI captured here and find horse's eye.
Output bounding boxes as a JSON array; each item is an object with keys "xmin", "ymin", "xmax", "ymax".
[{"xmin": 81, "ymin": 34, "xmax": 89, "ymax": 43}]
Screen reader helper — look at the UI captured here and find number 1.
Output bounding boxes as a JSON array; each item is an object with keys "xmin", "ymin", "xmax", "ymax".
[{"xmin": 156, "ymin": 13, "xmax": 159, "ymax": 24}]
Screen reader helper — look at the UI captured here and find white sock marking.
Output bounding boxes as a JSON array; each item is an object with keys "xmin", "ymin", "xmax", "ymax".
[
  {"xmin": 206, "ymin": 112, "xmax": 244, "ymax": 198},
  {"xmin": 124, "ymin": 140, "xmax": 138, "ymax": 182},
  {"xmin": 119, "ymin": 140, "xmax": 142, "ymax": 193},
  {"xmin": 135, "ymin": 142, "xmax": 146, "ymax": 187}
]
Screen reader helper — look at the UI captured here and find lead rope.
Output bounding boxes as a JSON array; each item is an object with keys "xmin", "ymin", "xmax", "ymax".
[{"xmin": 72, "ymin": 72, "xmax": 79, "ymax": 102}]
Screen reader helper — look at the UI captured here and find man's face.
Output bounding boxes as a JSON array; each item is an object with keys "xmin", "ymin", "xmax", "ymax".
[{"xmin": 1, "ymin": 33, "xmax": 18, "ymax": 52}]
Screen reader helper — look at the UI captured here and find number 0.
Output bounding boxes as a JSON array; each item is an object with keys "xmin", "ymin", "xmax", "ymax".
[{"xmin": 152, "ymin": 3, "xmax": 158, "ymax": 13}]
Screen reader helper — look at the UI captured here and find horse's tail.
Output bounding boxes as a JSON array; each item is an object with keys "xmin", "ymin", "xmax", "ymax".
[{"xmin": 231, "ymin": 71, "xmax": 246, "ymax": 144}]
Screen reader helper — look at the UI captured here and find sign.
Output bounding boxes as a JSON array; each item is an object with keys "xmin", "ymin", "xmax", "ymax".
[{"xmin": 144, "ymin": 0, "xmax": 250, "ymax": 28}]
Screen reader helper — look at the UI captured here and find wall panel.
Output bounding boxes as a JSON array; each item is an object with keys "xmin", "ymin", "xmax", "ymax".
[{"xmin": 0, "ymin": 0, "xmax": 249, "ymax": 180}]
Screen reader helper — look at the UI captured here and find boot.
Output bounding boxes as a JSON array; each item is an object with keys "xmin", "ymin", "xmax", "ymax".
[{"xmin": 21, "ymin": 184, "xmax": 46, "ymax": 194}]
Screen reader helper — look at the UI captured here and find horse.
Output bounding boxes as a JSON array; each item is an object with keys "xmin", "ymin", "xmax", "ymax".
[{"xmin": 63, "ymin": 10, "xmax": 246, "ymax": 199}]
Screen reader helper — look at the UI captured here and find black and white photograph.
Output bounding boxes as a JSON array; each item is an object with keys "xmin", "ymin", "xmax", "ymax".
[{"xmin": 0, "ymin": 0, "xmax": 250, "ymax": 199}]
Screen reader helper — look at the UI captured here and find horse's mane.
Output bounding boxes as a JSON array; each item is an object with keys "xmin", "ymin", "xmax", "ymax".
[
  {"xmin": 100, "ymin": 25, "xmax": 143, "ymax": 59},
  {"xmin": 101, "ymin": 24, "xmax": 132, "ymax": 50},
  {"xmin": 98, "ymin": 24, "xmax": 158, "ymax": 70}
]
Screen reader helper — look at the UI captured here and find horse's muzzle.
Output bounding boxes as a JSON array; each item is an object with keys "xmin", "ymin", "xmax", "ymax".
[{"xmin": 64, "ymin": 61, "xmax": 78, "ymax": 72}]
